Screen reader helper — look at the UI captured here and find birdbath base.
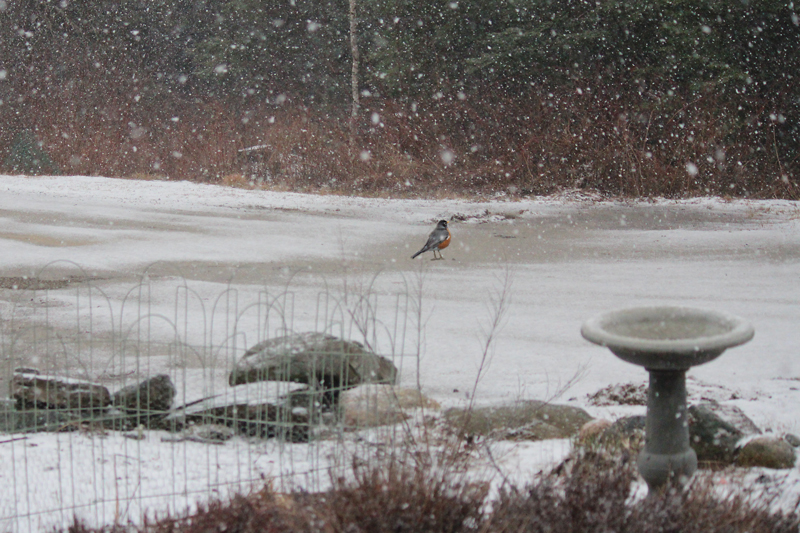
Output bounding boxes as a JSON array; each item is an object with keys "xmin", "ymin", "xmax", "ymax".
[
  {"xmin": 639, "ymin": 449, "xmax": 697, "ymax": 491},
  {"xmin": 637, "ymin": 369, "xmax": 697, "ymax": 491}
]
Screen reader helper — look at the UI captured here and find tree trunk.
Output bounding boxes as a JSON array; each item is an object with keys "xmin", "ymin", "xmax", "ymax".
[{"xmin": 348, "ymin": 0, "xmax": 360, "ymax": 156}]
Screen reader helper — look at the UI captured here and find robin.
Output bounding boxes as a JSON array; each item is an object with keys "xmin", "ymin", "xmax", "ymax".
[{"xmin": 411, "ymin": 220, "xmax": 451, "ymax": 260}]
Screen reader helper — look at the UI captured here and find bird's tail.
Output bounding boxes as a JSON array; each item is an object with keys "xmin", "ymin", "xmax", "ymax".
[{"xmin": 411, "ymin": 248, "xmax": 425, "ymax": 259}]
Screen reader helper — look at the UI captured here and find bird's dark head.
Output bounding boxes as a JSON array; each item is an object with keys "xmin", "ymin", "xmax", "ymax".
[{"xmin": 437, "ymin": 220, "xmax": 448, "ymax": 229}]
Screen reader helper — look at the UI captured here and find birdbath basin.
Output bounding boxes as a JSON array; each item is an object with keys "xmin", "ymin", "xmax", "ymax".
[
  {"xmin": 581, "ymin": 306, "xmax": 755, "ymax": 370},
  {"xmin": 581, "ymin": 306, "xmax": 754, "ymax": 493}
]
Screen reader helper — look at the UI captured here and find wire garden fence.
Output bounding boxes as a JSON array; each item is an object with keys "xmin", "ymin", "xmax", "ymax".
[{"xmin": 0, "ymin": 262, "xmax": 417, "ymax": 532}]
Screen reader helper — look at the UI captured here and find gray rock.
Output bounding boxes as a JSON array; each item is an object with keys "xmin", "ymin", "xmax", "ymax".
[
  {"xmin": 699, "ymin": 401, "xmax": 760, "ymax": 434},
  {"xmin": 168, "ymin": 390, "xmax": 309, "ymax": 442},
  {"xmin": 13, "ymin": 367, "xmax": 40, "ymax": 375},
  {"xmin": 784, "ymin": 433, "xmax": 800, "ymax": 447},
  {"xmin": 228, "ymin": 333, "xmax": 398, "ymax": 398},
  {"xmin": 112, "ymin": 374, "xmax": 176, "ymax": 413},
  {"xmin": 736, "ymin": 436, "xmax": 796, "ymax": 469},
  {"xmin": 688, "ymin": 401, "xmax": 760, "ymax": 464},
  {"xmin": 444, "ymin": 400, "xmax": 593, "ymax": 441},
  {"xmin": 109, "ymin": 374, "xmax": 177, "ymax": 430},
  {"xmin": 10, "ymin": 372, "xmax": 110, "ymax": 410}
]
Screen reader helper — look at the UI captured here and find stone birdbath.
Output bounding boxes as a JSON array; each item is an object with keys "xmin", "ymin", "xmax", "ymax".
[{"xmin": 581, "ymin": 306, "xmax": 754, "ymax": 493}]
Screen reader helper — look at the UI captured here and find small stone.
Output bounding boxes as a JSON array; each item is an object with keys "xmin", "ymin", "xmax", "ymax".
[
  {"xmin": 783, "ymin": 433, "xmax": 800, "ymax": 447},
  {"xmin": 123, "ymin": 430, "xmax": 146, "ymax": 441},
  {"xmin": 191, "ymin": 424, "xmax": 235, "ymax": 442}
]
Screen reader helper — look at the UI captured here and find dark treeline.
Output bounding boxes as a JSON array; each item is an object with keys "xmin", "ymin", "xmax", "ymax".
[{"xmin": 1, "ymin": 0, "xmax": 798, "ymax": 198}]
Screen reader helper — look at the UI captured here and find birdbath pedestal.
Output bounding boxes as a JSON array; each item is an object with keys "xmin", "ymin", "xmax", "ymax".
[{"xmin": 581, "ymin": 306, "xmax": 754, "ymax": 493}]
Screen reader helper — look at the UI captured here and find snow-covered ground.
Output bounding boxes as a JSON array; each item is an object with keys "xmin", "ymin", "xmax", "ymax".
[{"xmin": 1, "ymin": 175, "xmax": 799, "ymax": 531}]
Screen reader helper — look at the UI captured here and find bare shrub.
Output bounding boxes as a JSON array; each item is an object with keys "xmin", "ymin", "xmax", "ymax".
[
  {"xmin": 483, "ymin": 449, "xmax": 637, "ymax": 533},
  {"xmin": 150, "ymin": 489, "xmax": 297, "ymax": 533},
  {"xmin": 484, "ymin": 448, "xmax": 800, "ymax": 533},
  {"xmin": 628, "ymin": 482, "xmax": 800, "ymax": 533},
  {"xmin": 59, "ymin": 447, "xmax": 800, "ymax": 533},
  {"xmin": 60, "ymin": 487, "xmax": 297, "ymax": 533},
  {"xmin": 317, "ymin": 457, "xmax": 488, "ymax": 533}
]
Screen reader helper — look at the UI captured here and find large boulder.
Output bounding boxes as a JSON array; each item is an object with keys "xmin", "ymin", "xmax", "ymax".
[
  {"xmin": 11, "ymin": 371, "xmax": 110, "ymax": 410},
  {"xmin": 228, "ymin": 333, "xmax": 398, "ymax": 394},
  {"xmin": 688, "ymin": 401, "xmax": 760, "ymax": 464},
  {"xmin": 444, "ymin": 400, "xmax": 593, "ymax": 441},
  {"xmin": 112, "ymin": 374, "xmax": 176, "ymax": 413}
]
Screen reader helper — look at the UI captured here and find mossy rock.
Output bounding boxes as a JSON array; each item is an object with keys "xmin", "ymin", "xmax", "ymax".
[
  {"xmin": 596, "ymin": 415, "xmax": 646, "ymax": 452},
  {"xmin": 444, "ymin": 400, "xmax": 593, "ymax": 441},
  {"xmin": 736, "ymin": 437, "xmax": 796, "ymax": 469}
]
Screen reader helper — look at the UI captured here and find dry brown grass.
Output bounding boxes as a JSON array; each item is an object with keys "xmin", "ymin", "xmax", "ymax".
[
  {"xmin": 2, "ymin": 62, "xmax": 797, "ymax": 200},
  {"xmin": 60, "ymin": 447, "xmax": 800, "ymax": 533}
]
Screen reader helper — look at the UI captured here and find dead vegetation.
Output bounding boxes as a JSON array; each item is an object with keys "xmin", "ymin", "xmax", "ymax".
[
  {"xmin": 2, "ymin": 64, "xmax": 797, "ymax": 200},
  {"xmin": 59, "ymin": 447, "xmax": 800, "ymax": 533},
  {"xmin": 588, "ymin": 382, "xmax": 649, "ymax": 407}
]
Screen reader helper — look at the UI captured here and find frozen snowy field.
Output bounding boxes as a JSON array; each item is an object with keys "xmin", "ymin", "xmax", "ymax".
[{"xmin": 0, "ymin": 175, "xmax": 799, "ymax": 531}]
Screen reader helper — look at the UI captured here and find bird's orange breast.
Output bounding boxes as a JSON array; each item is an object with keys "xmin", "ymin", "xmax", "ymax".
[{"xmin": 438, "ymin": 229, "xmax": 451, "ymax": 250}]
